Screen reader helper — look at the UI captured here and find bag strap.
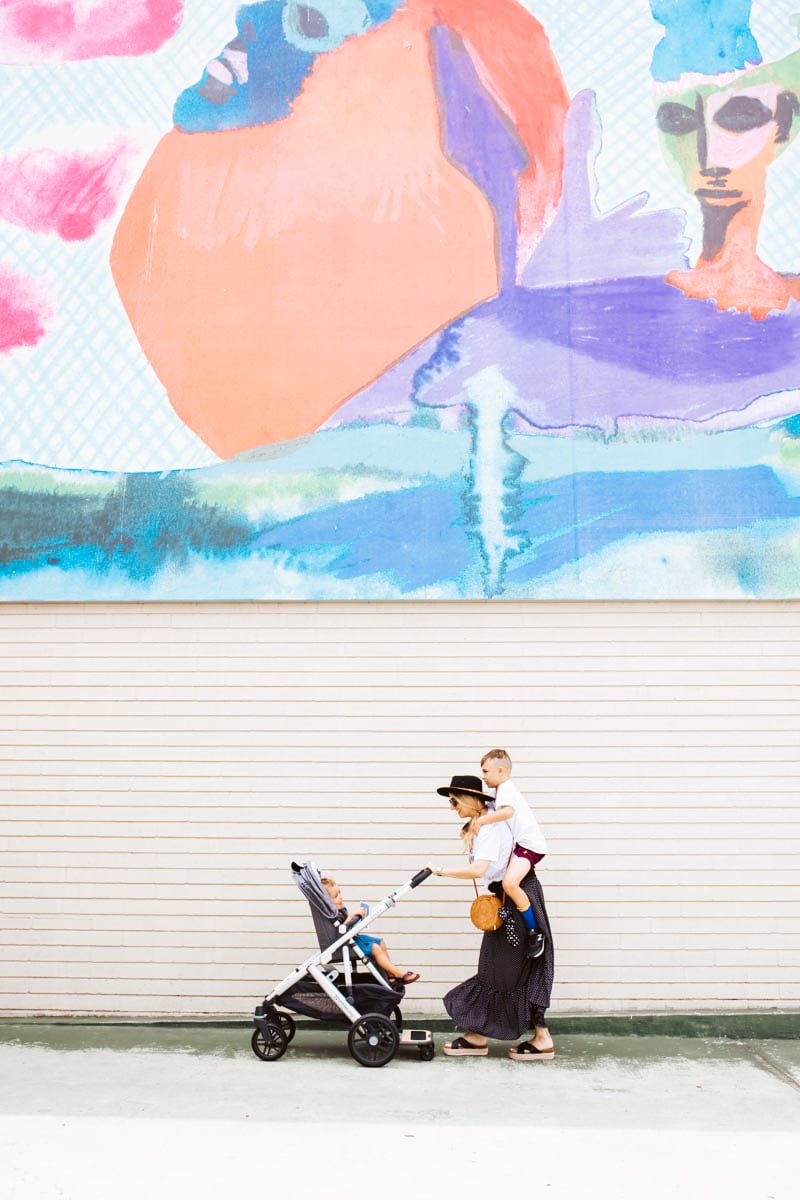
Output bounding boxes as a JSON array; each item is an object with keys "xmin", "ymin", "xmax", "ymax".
[
  {"xmin": 473, "ymin": 877, "xmax": 507, "ymax": 906},
  {"xmin": 473, "ymin": 845, "xmax": 514, "ymax": 901}
]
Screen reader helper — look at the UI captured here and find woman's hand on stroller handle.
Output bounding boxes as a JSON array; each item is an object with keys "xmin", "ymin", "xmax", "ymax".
[{"xmin": 410, "ymin": 867, "xmax": 434, "ymax": 887}]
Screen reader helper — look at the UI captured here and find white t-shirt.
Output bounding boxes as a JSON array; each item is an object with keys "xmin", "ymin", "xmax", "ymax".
[
  {"xmin": 470, "ymin": 821, "xmax": 513, "ymax": 885},
  {"xmin": 493, "ymin": 778, "xmax": 547, "ymax": 855}
]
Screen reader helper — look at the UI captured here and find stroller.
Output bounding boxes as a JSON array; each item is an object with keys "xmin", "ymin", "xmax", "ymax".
[{"xmin": 252, "ymin": 862, "xmax": 432, "ymax": 1067}]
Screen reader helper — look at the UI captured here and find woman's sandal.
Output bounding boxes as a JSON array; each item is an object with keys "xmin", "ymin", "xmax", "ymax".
[
  {"xmin": 443, "ymin": 1036, "xmax": 489, "ymax": 1057},
  {"xmin": 508, "ymin": 1041, "xmax": 555, "ymax": 1061}
]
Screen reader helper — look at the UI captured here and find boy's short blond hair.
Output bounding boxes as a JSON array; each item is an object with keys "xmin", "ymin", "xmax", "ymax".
[{"xmin": 481, "ymin": 748, "xmax": 512, "ymax": 770}]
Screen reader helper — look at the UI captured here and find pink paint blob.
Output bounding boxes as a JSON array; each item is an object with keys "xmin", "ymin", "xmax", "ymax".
[
  {"xmin": 0, "ymin": 264, "xmax": 52, "ymax": 353},
  {"xmin": 0, "ymin": 140, "xmax": 132, "ymax": 241},
  {"xmin": 8, "ymin": 1, "xmax": 75, "ymax": 48},
  {"xmin": 0, "ymin": 0, "xmax": 182, "ymax": 62}
]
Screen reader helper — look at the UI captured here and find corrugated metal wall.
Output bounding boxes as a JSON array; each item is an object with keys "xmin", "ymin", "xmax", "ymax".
[{"xmin": 1, "ymin": 601, "xmax": 798, "ymax": 1017}]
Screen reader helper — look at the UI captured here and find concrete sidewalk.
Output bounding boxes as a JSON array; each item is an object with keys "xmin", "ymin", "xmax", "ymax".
[{"xmin": 1, "ymin": 1022, "xmax": 798, "ymax": 1200}]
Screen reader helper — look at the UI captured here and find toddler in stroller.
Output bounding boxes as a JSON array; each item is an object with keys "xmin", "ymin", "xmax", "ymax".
[
  {"xmin": 321, "ymin": 875, "xmax": 420, "ymax": 988},
  {"xmin": 252, "ymin": 861, "xmax": 432, "ymax": 1067}
]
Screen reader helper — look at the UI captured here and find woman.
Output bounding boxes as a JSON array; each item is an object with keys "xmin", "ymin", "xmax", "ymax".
[{"xmin": 427, "ymin": 774, "xmax": 555, "ymax": 1060}]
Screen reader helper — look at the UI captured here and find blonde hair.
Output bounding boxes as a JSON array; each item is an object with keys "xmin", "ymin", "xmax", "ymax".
[
  {"xmin": 450, "ymin": 791, "xmax": 487, "ymax": 853},
  {"xmin": 321, "ymin": 876, "xmax": 335, "ymax": 889},
  {"xmin": 481, "ymin": 748, "xmax": 512, "ymax": 770}
]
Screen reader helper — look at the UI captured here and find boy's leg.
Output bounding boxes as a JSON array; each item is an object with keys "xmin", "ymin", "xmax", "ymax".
[
  {"xmin": 503, "ymin": 854, "xmax": 545, "ymax": 960},
  {"xmin": 371, "ymin": 941, "xmax": 419, "ymax": 983},
  {"xmin": 502, "ymin": 853, "xmax": 532, "ymax": 910},
  {"xmin": 370, "ymin": 940, "xmax": 401, "ymax": 977}
]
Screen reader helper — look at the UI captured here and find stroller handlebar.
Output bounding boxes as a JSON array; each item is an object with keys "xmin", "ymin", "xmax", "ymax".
[{"xmin": 410, "ymin": 868, "xmax": 433, "ymax": 888}]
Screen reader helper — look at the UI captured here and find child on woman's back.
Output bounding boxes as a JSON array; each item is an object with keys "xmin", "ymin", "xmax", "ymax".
[
  {"xmin": 321, "ymin": 876, "xmax": 420, "ymax": 987},
  {"xmin": 476, "ymin": 748, "xmax": 547, "ymax": 959}
]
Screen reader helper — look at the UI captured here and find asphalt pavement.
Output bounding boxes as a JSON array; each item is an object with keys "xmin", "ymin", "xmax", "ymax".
[{"xmin": 1, "ymin": 1021, "xmax": 798, "ymax": 1200}]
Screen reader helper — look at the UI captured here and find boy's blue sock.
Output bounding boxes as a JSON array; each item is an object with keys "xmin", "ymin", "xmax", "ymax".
[{"xmin": 519, "ymin": 904, "xmax": 537, "ymax": 932}]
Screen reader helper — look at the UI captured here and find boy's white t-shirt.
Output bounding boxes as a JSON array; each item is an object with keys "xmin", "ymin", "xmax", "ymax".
[
  {"xmin": 492, "ymin": 778, "xmax": 547, "ymax": 855},
  {"xmin": 471, "ymin": 822, "xmax": 513, "ymax": 885}
]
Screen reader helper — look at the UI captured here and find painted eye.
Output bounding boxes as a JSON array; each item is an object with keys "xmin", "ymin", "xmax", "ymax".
[
  {"xmin": 282, "ymin": 0, "xmax": 371, "ymax": 53},
  {"xmin": 714, "ymin": 96, "xmax": 773, "ymax": 133},
  {"xmin": 656, "ymin": 102, "xmax": 701, "ymax": 136},
  {"xmin": 296, "ymin": 5, "xmax": 330, "ymax": 39}
]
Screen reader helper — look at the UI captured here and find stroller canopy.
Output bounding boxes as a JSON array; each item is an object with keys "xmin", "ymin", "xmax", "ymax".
[
  {"xmin": 291, "ymin": 861, "xmax": 338, "ymax": 916},
  {"xmin": 292, "ymin": 861, "xmax": 342, "ymax": 952}
]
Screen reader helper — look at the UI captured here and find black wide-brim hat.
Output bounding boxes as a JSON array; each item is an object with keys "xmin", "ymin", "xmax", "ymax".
[{"xmin": 436, "ymin": 774, "xmax": 491, "ymax": 801}]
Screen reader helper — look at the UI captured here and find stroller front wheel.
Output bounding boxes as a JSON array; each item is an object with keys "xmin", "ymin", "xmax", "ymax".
[
  {"xmin": 276, "ymin": 1011, "xmax": 296, "ymax": 1043},
  {"xmin": 348, "ymin": 1013, "xmax": 399, "ymax": 1068},
  {"xmin": 251, "ymin": 1022, "xmax": 288, "ymax": 1062}
]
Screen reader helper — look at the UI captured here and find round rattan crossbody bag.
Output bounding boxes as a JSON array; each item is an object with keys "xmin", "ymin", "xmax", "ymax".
[{"xmin": 470, "ymin": 881, "xmax": 504, "ymax": 931}]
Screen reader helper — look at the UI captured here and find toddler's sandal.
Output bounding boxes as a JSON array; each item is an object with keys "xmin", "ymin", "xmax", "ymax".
[
  {"xmin": 508, "ymin": 1041, "xmax": 555, "ymax": 1061},
  {"xmin": 443, "ymin": 1037, "xmax": 488, "ymax": 1057},
  {"xmin": 390, "ymin": 971, "xmax": 420, "ymax": 989}
]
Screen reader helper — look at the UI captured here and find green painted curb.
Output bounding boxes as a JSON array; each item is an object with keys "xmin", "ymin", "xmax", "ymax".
[
  {"xmin": 2, "ymin": 1012, "xmax": 799, "ymax": 1039},
  {"xmin": 546, "ymin": 1012, "xmax": 800, "ymax": 1040}
]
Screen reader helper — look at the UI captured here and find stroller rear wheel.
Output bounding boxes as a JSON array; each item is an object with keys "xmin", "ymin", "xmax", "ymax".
[
  {"xmin": 347, "ymin": 1013, "xmax": 399, "ymax": 1068},
  {"xmin": 251, "ymin": 1022, "xmax": 288, "ymax": 1062}
]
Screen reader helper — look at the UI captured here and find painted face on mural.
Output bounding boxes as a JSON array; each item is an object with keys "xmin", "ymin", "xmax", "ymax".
[
  {"xmin": 656, "ymin": 80, "xmax": 799, "ymax": 209},
  {"xmin": 178, "ymin": 0, "xmax": 407, "ymax": 129}
]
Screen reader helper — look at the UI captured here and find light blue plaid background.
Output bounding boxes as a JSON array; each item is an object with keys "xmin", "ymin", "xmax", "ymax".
[{"xmin": 1, "ymin": 0, "xmax": 799, "ymax": 471}]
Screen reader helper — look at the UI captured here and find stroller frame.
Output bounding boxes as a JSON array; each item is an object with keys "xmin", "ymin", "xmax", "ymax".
[{"xmin": 252, "ymin": 862, "xmax": 432, "ymax": 1067}]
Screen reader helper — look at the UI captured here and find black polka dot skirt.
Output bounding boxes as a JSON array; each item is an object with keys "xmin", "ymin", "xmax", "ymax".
[{"xmin": 444, "ymin": 871, "xmax": 554, "ymax": 1041}]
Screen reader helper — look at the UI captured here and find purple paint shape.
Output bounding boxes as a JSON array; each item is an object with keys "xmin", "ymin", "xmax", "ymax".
[
  {"xmin": 522, "ymin": 90, "xmax": 689, "ymax": 288},
  {"xmin": 0, "ymin": 263, "xmax": 52, "ymax": 353},
  {"xmin": 413, "ymin": 280, "xmax": 800, "ymax": 432},
  {"xmin": 431, "ymin": 25, "xmax": 527, "ymax": 288},
  {"xmin": 330, "ymin": 277, "xmax": 800, "ymax": 435},
  {"xmin": 0, "ymin": 140, "xmax": 131, "ymax": 241}
]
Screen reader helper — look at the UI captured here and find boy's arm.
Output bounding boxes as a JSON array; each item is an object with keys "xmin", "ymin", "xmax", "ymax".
[{"xmin": 475, "ymin": 805, "xmax": 514, "ymax": 829}]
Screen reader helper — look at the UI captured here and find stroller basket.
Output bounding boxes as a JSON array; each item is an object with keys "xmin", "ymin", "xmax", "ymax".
[
  {"xmin": 280, "ymin": 978, "xmax": 400, "ymax": 1022},
  {"xmin": 251, "ymin": 861, "xmax": 431, "ymax": 1067}
]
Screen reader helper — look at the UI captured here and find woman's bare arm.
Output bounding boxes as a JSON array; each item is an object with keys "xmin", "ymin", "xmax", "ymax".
[{"xmin": 425, "ymin": 859, "xmax": 491, "ymax": 880}]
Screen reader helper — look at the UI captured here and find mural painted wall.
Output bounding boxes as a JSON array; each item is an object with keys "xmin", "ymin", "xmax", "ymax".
[{"xmin": 3, "ymin": 0, "xmax": 800, "ymax": 599}]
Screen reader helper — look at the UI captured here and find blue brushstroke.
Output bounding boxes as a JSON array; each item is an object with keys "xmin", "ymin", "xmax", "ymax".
[
  {"xmin": 506, "ymin": 465, "xmax": 800, "ymax": 583},
  {"xmin": 3, "ymin": 454, "xmax": 800, "ymax": 597},
  {"xmin": 650, "ymin": 0, "xmax": 762, "ymax": 82},
  {"xmin": 254, "ymin": 486, "xmax": 475, "ymax": 592},
  {"xmin": 0, "ymin": 473, "xmax": 252, "ymax": 584}
]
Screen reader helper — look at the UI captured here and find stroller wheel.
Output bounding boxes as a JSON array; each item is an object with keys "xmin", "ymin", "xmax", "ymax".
[
  {"xmin": 251, "ymin": 1022, "xmax": 288, "ymax": 1062},
  {"xmin": 390, "ymin": 1004, "xmax": 403, "ymax": 1032},
  {"xmin": 276, "ymin": 1012, "xmax": 296, "ymax": 1044},
  {"xmin": 347, "ymin": 1013, "xmax": 399, "ymax": 1068}
]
